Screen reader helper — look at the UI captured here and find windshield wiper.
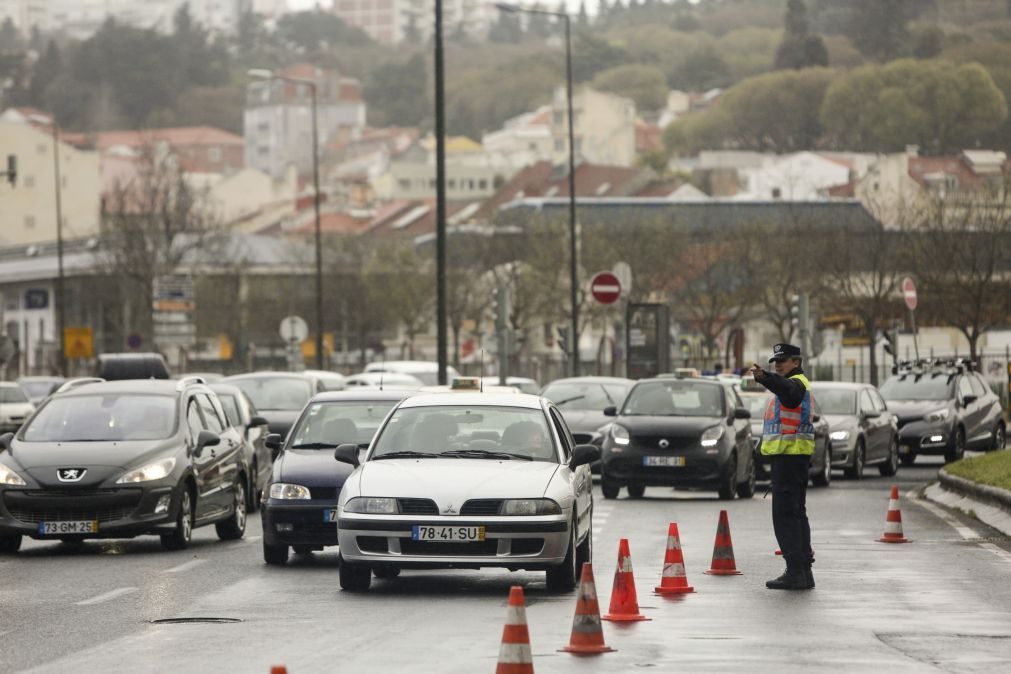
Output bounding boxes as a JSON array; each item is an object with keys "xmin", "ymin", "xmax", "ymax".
[
  {"xmin": 442, "ymin": 449, "xmax": 533, "ymax": 461},
  {"xmin": 599, "ymin": 385, "xmax": 615, "ymax": 406},
  {"xmin": 372, "ymin": 450, "xmax": 443, "ymax": 460},
  {"xmin": 290, "ymin": 442, "xmax": 340, "ymax": 449},
  {"xmin": 554, "ymin": 395, "xmax": 585, "ymax": 407}
]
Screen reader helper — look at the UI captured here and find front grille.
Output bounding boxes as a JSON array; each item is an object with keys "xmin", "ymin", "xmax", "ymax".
[
  {"xmin": 10, "ymin": 507, "xmax": 136, "ymax": 525},
  {"xmin": 510, "ymin": 538, "xmax": 543, "ymax": 555},
  {"xmin": 460, "ymin": 499, "xmax": 502, "ymax": 516},
  {"xmin": 399, "ymin": 539, "xmax": 499, "ymax": 556},
  {"xmin": 309, "ymin": 487, "xmax": 339, "ymax": 500},
  {"xmin": 358, "ymin": 536, "xmax": 388, "ymax": 553},
  {"xmin": 398, "ymin": 498, "xmax": 439, "ymax": 515},
  {"xmin": 632, "ymin": 435, "xmax": 698, "ymax": 451},
  {"xmin": 298, "ymin": 523, "xmax": 337, "ymax": 536},
  {"xmin": 5, "ymin": 489, "xmax": 143, "ymax": 524}
]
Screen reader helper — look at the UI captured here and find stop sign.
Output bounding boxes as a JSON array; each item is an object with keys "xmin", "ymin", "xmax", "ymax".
[
  {"xmin": 590, "ymin": 271, "xmax": 622, "ymax": 305},
  {"xmin": 902, "ymin": 277, "xmax": 918, "ymax": 311}
]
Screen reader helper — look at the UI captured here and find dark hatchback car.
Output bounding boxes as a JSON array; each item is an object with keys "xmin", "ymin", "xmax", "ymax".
[
  {"xmin": 0, "ymin": 379, "xmax": 248, "ymax": 553},
  {"xmin": 540, "ymin": 377, "xmax": 635, "ymax": 449},
  {"xmin": 210, "ymin": 383, "xmax": 271, "ymax": 510},
  {"xmin": 810, "ymin": 381, "xmax": 898, "ymax": 479},
  {"xmin": 260, "ymin": 390, "xmax": 410, "ymax": 565},
  {"xmin": 880, "ymin": 359, "xmax": 1006, "ymax": 464},
  {"xmin": 600, "ymin": 378, "xmax": 755, "ymax": 500},
  {"xmin": 222, "ymin": 372, "xmax": 326, "ymax": 438},
  {"xmin": 738, "ymin": 388, "xmax": 833, "ymax": 487}
]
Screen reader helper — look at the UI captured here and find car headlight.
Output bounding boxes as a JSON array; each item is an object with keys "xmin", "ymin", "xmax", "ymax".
[
  {"xmin": 829, "ymin": 430, "xmax": 850, "ymax": 442},
  {"xmin": 923, "ymin": 408, "xmax": 950, "ymax": 423},
  {"xmin": 0, "ymin": 464, "xmax": 26, "ymax": 486},
  {"xmin": 611, "ymin": 424, "xmax": 630, "ymax": 445},
  {"xmin": 268, "ymin": 483, "xmax": 312, "ymax": 500},
  {"xmin": 343, "ymin": 497, "xmax": 398, "ymax": 514},
  {"xmin": 500, "ymin": 498, "xmax": 562, "ymax": 516},
  {"xmin": 116, "ymin": 457, "xmax": 176, "ymax": 484},
  {"xmin": 701, "ymin": 426, "xmax": 724, "ymax": 447}
]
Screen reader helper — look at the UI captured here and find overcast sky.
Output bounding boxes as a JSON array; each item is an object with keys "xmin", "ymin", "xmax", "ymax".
[{"xmin": 288, "ymin": 1, "xmax": 602, "ymax": 15}]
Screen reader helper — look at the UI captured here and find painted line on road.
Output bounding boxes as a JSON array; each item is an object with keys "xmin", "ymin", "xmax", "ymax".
[
  {"xmin": 76, "ymin": 587, "xmax": 138, "ymax": 606},
  {"xmin": 166, "ymin": 559, "xmax": 207, "ymax": 574},
  {"xmin": 914, "ymin": 493, "xmax": 1011, "ymax": 565},
  {"xmin": 244, "ymin": 535, "xmax": 262, "ymax": 543}
]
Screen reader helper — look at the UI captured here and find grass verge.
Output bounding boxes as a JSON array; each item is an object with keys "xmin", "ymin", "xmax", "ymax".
[{"xmin": 945, "ymin": 449, "xmax": 1011, "ymax": 491}]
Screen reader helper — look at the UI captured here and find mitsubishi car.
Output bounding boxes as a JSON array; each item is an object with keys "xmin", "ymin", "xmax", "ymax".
[{"xmin": 334, "ymin": 393, "xmax": 598, "ymax": 592}]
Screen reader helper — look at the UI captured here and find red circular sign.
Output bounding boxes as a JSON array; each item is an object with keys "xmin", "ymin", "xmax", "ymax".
[
  {"xmin": 590, "ymin": 271, "xmax": 622, "ymax": 305},
  {"xmin": 902, "ymin": 277, "xmax": 918, "ymax": 311}
]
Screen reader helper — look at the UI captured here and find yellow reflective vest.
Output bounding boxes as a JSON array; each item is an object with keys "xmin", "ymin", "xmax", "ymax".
[{"xmin": 760, "ymin": 373, "xmax": 815, "ymax": 456}]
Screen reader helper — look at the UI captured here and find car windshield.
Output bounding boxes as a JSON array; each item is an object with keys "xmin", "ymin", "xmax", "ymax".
[
  {"xmin": 811, "ymin": 388, "xmax": 857, "ymax": 414},
  {"xmin": 229, "ymin": 377, "xmax": 312, "ymax": 411},
  {"xmin": 880, "ymin": 374, "xmax": 953, "ymax": 401},
  {"xmin": 17, "ymin": 381, "xmax": 55, "ymax": 399},
  {"xmin": 289, "ymin": 401, "xmax": 399, "ymax": 448},
  {"xmin": 218, "ymin": 394, "xmax": 241, "ymax": 427},
  {"xmin": 20, "ymin": 394, "xmax": 177, "ymax": 442},
  {"xmin": 541, "ymin": 381, "xmax": 629, "ymax": 410},
  {"xmin": 621, "ymin": 381, "xmax": 725, "ymax": 417},
  {"xmin": 371, "ymin": 405, "xmax": 556, "ymax": 462},
  {"xmin": 1, "ymin": 386, "xmax": 29, "ymax": 403},
  {"xmin": 741, "ymin": 393, "xmax": 772, "ymax": 418}
]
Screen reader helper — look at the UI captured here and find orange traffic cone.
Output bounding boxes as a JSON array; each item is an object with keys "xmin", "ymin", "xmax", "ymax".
[
  {"xmin": 559, "ymin": 563, "xmax": 616, "ymax": 655},
  {"xmin": 878, "ymin": 485, "xmax": 910, "ymax": 543},
  {"xmin": 602, "ymin": 538, "xmax": 650, "ymax": 622},
  {"xmin": 496, "ymin": 586, "xmax": 535, "ymax": 674},
  {"xmin": 270, "ymin": 667, "xmax": 287, "ymax": 674},
  {"xmin": 655, "ymin": 522, "xmax": 695, "ymax": 595},
  {"xmin": 704, "ymin": 510, "xmax": 743, "ymax": 575}
]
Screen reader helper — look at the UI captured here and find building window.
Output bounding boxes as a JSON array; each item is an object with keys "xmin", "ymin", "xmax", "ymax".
[
  {"xmin": 398, "ymin": 179, "xmax": 410, "ymax": 190},
  {"xmin": 771, "ymin": 187, "xmax": 782, "ymax": 199},
  {"xmin": 478, "ymin": 179, "xmax": 487, "ymax": 190},
  {"xmin": 448, "ymin": 179, "xmax": 456, "ymax": 188},
  {"xmin": 24, "ymin": 215, "xmax": 35, "ymax": 228}
]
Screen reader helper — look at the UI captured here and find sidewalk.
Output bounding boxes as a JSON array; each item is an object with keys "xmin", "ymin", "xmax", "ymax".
[{"xmin": 924, "ymin": 467, "xmax": 1011, "ymax": 537}]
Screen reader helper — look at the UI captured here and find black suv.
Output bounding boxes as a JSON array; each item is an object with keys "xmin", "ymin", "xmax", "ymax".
[
  {"xmin": 880, "ymin": 359, "xmax": 1006, "ymax": 464},
  {"xmin": 0, "ymin": 378, "xmax": 248, "ymax": 553}
]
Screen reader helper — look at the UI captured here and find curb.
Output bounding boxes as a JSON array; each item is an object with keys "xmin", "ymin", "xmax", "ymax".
[{"xmin": 938, "ymin": 468, "xmax": 1011, "ymax": 514}]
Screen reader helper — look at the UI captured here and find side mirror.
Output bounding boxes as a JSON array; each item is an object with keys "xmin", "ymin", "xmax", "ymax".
[
  {"xmin": 733, "ymin": 407, "xmax": 751, "ymax": 420},
  {"xmin": 193, "ymin": 430, "xmax": 220, "ymax": 457},
  {"xmin": 249, "ymin": 415, "xmax": 268, "ymax": 429},
  {"xmin": 0, "ymin": 432, "xmax": 13, "ymax": 452},
  {"xmin": 265, "ymin": 433, "xmax": 282, "ymax": 460},
  {"xmin": 863, "ymin": 409, "xmax": 881, "ymax": 419},
  {"xmin": 603, "ymin": 406, "xmax": 617, "ymax": 417},
  {"xmin": 962, "ymin": 394, "xmax": 977, "ymax": 406},
  {"xmin": 568, "ymin": 444, "xmax": 601, "ymax": 469},
  {"xmin": 812, "ymin": 413, "xmax": 821, "ymax": 423},
  {"xmin": 334, "ymin": 443, "xmax": 360, "ymax": 468}
]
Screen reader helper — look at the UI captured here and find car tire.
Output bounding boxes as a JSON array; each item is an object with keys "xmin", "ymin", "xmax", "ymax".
[
  {"xmin": 717, "ymin": 453, "xmax": 738, "ymax": 500},
  {"xmin": 991, "ymin": 423, "xmax": 1006, "ymax": 451},
  {"xmin": 900, "ymin": 451, "xmax": 917, "ymax": 466},
  {"xmin": 736, "ymin": 454, "xmax": 756, "ymax": 498},
  {"xmin": 879, "ymin": 437, "xmax": 899, "ymax": 477},
  {"xmin": 0, "ymin": 534, "xmax": 21, "ymax": 554},
  {"xmin": 546, "ymin": 520, "xmax": 578, "ymax": 593},
  {"xmin": 601, "ymin": 478, "xmax": 620, "ymax": 500},
  {"xmin": 215, "ymin": 480, "xmax": 247, "ymax": 541},
  {"xmin": 160, "ymin": 486, "xmax": 194, "ymax": 551},
  {"xmin": 945, "ymin": 428, "xmax": 966, "ymax": 464},
  {"xmin": 844, "ymin": 441, "xmax": 865, "ymax": 480},
  {"xmin": 626, "ymin": 484, "xmax": 646, "ymax": 499},
  {"xmin": 373, "ymin": 566, "xmax": 401, "ymax": 579},
  {"xmin": 338, "ymin": 554, "xmax": 372, "ymax": 592},
  {"xmin": 263, "ymin": 540, "xmax": 289, "ymax": 566},
  {"xmin": 812, "ymin": 448, "xmax": 832, "ymax": 487}
]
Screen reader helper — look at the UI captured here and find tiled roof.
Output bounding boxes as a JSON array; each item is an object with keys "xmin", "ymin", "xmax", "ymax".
[
  {"xmin": 89, "ymin": 126, "xmax": 243, "ymax": 151},
  {"xmin": 635, "ymin": 119, "xmax": 663, "ymax": 153},
  {"xmin": 907, "ymin": 156, "xmax": 983, "ymax": 188}
]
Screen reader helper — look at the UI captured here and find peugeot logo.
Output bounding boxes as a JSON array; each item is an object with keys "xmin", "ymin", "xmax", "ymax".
[
  {"xmin": 658, "ymin": 439, "xmax": 669, "ymax": 449},
  {"xmin": 443, "ymin": 503, "xmax": 457, "ymax": 515},
  {"xmin": 57, "ymin": 468, "xmax": 87, "ymax": 482}
]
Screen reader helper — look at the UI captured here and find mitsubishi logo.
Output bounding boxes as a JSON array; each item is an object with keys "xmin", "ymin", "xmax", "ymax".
[
  {"xmin": 443, "ymin": 503, "xmax": 457, "ymax": 515},
  {"xmin": 658, "ymin": 439, "xmax": 670, "ymax": 449},
  {"xmin": 57, "ymin": 468, "xmax": 87, "ymax": 482}
]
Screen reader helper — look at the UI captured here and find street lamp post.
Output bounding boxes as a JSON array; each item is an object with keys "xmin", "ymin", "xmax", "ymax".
[
  {"xmin": 31, "ymin": 114, "xmax": 66, "ymax": 376},
  {"xmin": 495, "ymin": 3, "xmax": 580, "ymax": 376},
  {"xmin": 249, "ymin": 69, "xmax": 325, "ymax": 370}
]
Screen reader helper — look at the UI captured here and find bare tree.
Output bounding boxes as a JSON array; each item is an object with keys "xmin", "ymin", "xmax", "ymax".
[{"xmin": 368, "ymin": 241, "xmax": 433, "ymax": 360}]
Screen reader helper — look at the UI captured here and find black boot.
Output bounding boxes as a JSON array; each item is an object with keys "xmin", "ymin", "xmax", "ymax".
[
  {"xmin": 766, "ymin": 564, "xmax": 811, "ymax": 590},
  {"xmin": 803, "ymin": 565, "xmax": 815, "ymax": 589}
]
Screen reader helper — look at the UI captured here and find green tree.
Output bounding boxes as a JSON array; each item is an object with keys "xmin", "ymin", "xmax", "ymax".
[
  {"xmin": 572, "ymin": 31, "xmax": 631, "ymax": 83},
  {"xmin": 28, "ymin": 41, "xmax": 62, "ymax": 106},
  {"xmin": 364, "ymin": 53, "xmax": 429, "ymax": 127},
  {"xmin": 775, "ymin": 0, "xmax": 829, "ymax": 70},
  {"xmin": 489, "ymin": 11, "xmax": 522, "ymax": 43},
  {"xmin": 276, "ymin": 9, "xmax": 373, "ymax": 52},
  {"xmin": 845, "ymin": 0, "xmax": 910, "ymax": 61},
  {"xmin": 591, "ymin": 63, "xmax": 667, "ymax": 110}
]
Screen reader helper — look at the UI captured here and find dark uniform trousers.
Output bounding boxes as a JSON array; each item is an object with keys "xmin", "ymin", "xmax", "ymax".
[{"xmin": 770, "ymin": 454, "xmax": 813, "ymax": 568}]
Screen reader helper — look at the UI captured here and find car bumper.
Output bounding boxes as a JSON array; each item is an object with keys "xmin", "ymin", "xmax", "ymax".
[
  {"xmin": 337, "ymin": 513, "xmax": 570, "ymax": 568},
  {"xmin": 898, "ymin": 423, "xmax": 952, "ymax": 455},
  {"xmin": 601, "ymin": 447, "xmax": 728, "ymax": 487},
  {"xmin": 262, "ymin": 500, "xmax": 340, "ymax": 547}
]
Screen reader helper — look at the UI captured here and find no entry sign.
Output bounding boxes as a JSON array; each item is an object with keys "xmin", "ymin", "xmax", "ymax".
[
  {"xmin": 902, "ymin": 277, "xmax": 918, "ymax": 311},
  {"xmin": 590, "ymin": 271, "xmax": 622, "ymax": 305}
]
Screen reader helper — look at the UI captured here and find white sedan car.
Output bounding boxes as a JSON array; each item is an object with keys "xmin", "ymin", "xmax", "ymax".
[{"xmin": 334, "ymin": 393, "xmax": 598, "ymax": 592}]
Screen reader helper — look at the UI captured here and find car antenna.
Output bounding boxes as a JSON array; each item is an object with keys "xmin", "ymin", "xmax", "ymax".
[
  {"xmin": 479, "ymin": 350, "xmax": 484, "ymax": 392},
  {"xmin": 379, "ymin": 353, "xmax": 385, "ymax": 391}
]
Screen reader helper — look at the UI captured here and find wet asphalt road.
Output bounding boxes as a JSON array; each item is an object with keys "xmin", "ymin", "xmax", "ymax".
[{"xmin": 2, "ymin": 455, "xmax": 1010, "ymax": 673}]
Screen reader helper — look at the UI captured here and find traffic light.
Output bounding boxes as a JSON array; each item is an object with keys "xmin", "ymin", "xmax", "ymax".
[
  {"xmin": 789, "ymin": 293, "xmax": 810, "ymax": 354},
  {"xmin": 881, "ymin": 330, "xmax": 898, "ymax": 367},
  {"xmin": 4, "ymin": 155, "xmax": 15, "ymax": 186},
  {"xmin": 556, "ymin": 326, "xmax": 570, "ymax": 355}
]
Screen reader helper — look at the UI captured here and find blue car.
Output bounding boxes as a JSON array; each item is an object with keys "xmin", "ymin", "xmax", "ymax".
[{"xmin": 261, "ymin": 390, "xmax": 412, "ymax": 565}]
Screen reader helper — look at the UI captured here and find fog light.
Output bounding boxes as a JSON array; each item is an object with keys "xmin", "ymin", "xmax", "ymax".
[
  {"xmin": 929, "ymin": 435, "xmax": 943, "ymax": 443},
  {"xmin": 154, "ymin": 494, "xmax": 171, "ymax": 515},
  {"xmin": 276, "ymin": 523, "xmax": 294, "ymax": 532}
]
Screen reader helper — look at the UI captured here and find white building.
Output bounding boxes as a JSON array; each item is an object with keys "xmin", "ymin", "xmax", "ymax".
[
  {"xmin": 482, "ymin": 105, "xmax": 553, "ymax": 172},
  {"xmin": 331, "ymin": 0, "xmax": 495, "ymax": 45},
  {"xmin": 552, "ymin": 86, "xmax": 637, "ymax": 168},
  {"xmin": 0, "ymin": 0, "xmax": 45, "ymax": 34}
]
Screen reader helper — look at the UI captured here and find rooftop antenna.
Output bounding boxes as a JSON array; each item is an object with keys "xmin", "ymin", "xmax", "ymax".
[
  {"xmin": 479, "ymin": 350, "xmax": 484, "ymax": 392},
  {"xmin": 379, "ymin": 352, "xmax": 385, "ymax": 391}
]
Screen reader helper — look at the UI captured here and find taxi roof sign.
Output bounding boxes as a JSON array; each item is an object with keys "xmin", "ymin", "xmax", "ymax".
[
  {"xmin": 739, "ymin": 376, "xmax": 765, "ymax": 392},
  {"xmin": 451, "ymin": 376, "xmax": 482, "ymax": 391}
]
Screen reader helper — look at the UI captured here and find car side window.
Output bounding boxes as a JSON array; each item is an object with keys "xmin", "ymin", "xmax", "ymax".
[
  {"xmin": 968, "ymin": 374, "xmax": 988, "ymax": 398},
  {"xmin": 957, "ymin": 376, "xmax": 974, "ymax": 402},
  {"xmin": 196, "ymin": 394, "xmax": 225, "ymax": 434},
  {"xmin": 186, "ymin": 400, "xmax": 205, "ymax": 445},
  {"xmin": 548, "ymin": 408, "xmax": 573, "ymax": 460},
  {"xmin": 871, "ymin": 390, "xmax": 888, "ymax": 413},
  {"xmin": 860, "ymin": 390, "xmax": 876, "ymax": 414}
]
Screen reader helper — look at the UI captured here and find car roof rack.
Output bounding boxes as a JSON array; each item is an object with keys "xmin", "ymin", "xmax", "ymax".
[
  {"xmin": 892, "ymin": 357, "xmax": 975, "ymax": 376},
  {"xmin": 175, "ymin": 376, "xmax": 207, "ymax": 391}
]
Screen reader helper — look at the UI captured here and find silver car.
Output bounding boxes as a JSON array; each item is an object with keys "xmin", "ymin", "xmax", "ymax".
[
  {"xmin": 810, "ymin": 381, "xmax": 899, "ymax": 479},
  {"xmin": 334, "ymin": 393, "xmax": 598, "ymax": 592}
]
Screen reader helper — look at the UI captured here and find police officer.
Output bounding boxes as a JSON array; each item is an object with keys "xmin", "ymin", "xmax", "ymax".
[{"xmin": 750, "ymin": 343, "xmax": 815, "ymax": 590}]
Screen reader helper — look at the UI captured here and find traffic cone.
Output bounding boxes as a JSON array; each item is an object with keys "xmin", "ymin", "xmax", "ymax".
[
  {"xmin": 704, "ymin": 510, "xmax": 743, "ymax": 575},
  {"xmin": 559, "ymin": 563, "xmax": 616, "ymax": 654},
  {"xmin": 270, "ymin": 667, "xmax": 287, "ymax": 674},
  {"xmin": 496, "ymin": 586, "xmax": 534, "ymax": 674},
  {"xmin": 655, "ymin": 522, "xmax": 695, "ymax": 595},
  {"xmin": 602, "ymin": 538, "xmax": 650, "ymax": 621},
  {"xmin": 878, "ymin": 485, "xmax": 910, "ymax": 543}
]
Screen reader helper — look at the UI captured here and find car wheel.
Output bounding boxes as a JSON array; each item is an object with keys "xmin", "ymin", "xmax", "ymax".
[
  {"xmin": 992, "ymin": 423, "xmax": 1006, "ymax": 451},
  {"xmin": 626, "ymin": 484, "xmax": 646, "ymax": 499},
  {"xmin": 601, "ymin": 478, "xmax": 620, "ymax": 500},
  {"xmin": 844, "ymin": 440, "xmax": 865, "ymax": 480},
  {"xmin": 263, "ymin": 540, "xmax": 289, "ymax": 566},
  {"xmin": 812, "ymin": 448, "xmax": 832, "ymax": 487},
  {"xmin": 338, "ymin": 554, "xmax": 372, "ymax": 592},
  {"xmin": 246, "ymin": 463, "xmax": 260, "ymax": 512},
  {"xmin": 215, "ymin": 480, "xmax": 247, "ymax": 541},
  {"xmin": 160, "ymin": 486, "xmax": 194, "ymax": 551},
  {"xmin": 900, "ymin": 451, "xmax": 917, "ymax": 466},
  {"xmin": 717, "ymin": 453, "xmax": 738, "ymax": 500},
  {"xmin": 0, "ymin": 534, "xmax": 21, "ymax": 554},
  {"xmin": 373, "ymin": 566, "xmax": 401, "ymax": 579},
  {"xmin": 736, "ymin": 454, "xmax": 756, "ymax": 498},
  {"xmin": 546, "ymin": 520, "xmax": 578, "ymax": 593},
  {"xmin": 945, "ymin": 428, "xmax": 966, "ymax": 463},
  {"xmin": 879, "ymin": 437, "xmax": 899, "ymax": 477}
]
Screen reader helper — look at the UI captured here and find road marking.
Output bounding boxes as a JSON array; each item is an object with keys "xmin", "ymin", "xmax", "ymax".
[
  {"xmin": 245, "ymin": 535, "xmax": 262, "ymax": 543},
  {"xmin": 166, "ymin": 559, "xmax": 207, "ymax": 573},
  {"xmin": 915, "ymin": 493, "xmax": 1011, "ymax": 565},
  {"xmin": 76, "ymin": 587, "xmax": 138, "ymax": 606}
]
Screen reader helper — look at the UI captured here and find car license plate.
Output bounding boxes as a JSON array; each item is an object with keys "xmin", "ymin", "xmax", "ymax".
[
  {"xmin": 323, "ymin": 509, "xmax": 338, "ymax": 523},
  {"xmin": 38, "ymin": 520, "xmax": 98, "ymax": 535},
  {"xmin": 411, "ymin": 525, "xmax": 485, "ymax": 542},
  {"xmin": 643, "ymin": 456, "xmax": 685, "ymax": 467}
]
